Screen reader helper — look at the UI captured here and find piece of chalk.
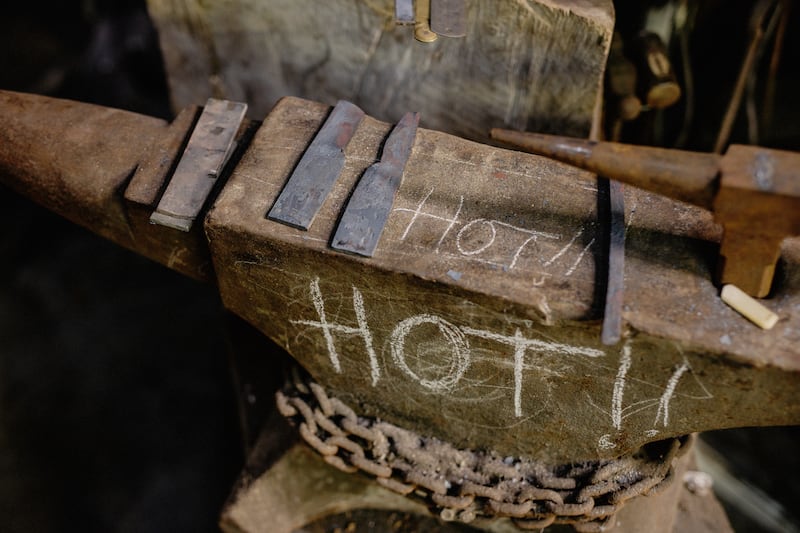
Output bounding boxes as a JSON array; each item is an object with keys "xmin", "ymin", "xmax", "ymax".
[{"xmin": 720, "ymin": 284, "xmax": 779, "ymax": 330}]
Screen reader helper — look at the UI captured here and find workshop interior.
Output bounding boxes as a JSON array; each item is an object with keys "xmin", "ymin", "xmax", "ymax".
[{"xmin": 1, "ymin": 0, "xmax": 799, "ymax": 532}]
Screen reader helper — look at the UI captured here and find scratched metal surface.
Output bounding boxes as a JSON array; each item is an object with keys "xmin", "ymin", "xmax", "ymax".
[{"xmin": 206, "ymin": 97, "xmax": 800, "ymax": 462}]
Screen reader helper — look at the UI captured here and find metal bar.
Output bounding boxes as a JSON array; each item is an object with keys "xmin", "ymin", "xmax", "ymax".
[
  {"xmin": 267, "ymin": 100, "xmax": 365, "ymax": 230},
  {"xmin": 151, "ymin": 98, "xmax": 247, "ymax": 231},
  {"xmin": 601, "ymin": 180, "xmax": 625, "ymax": 345},
  {"xmin": 331, "ymin": 112, "xmax": 419, "ymax": 257},
  {"xmin": 489, "ymin": 130, "xmax": 721, "ymax": 210},
  {"xmin": 395, "ymin": 0, "xmax": 414, "ymax": 25}
]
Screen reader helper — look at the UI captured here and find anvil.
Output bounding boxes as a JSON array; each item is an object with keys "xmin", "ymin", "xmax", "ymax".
[
  {"xmin": 1, "ymin": 90, "xmax": 799, "ymax": 466},
  {"xmin": 490, "ymin": 129, "xmax": 800, "ymax": 299}
]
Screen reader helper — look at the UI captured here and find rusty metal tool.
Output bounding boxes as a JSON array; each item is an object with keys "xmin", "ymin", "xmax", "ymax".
[
  {"xmin": 430, "ymin": 0, "xmax": 468, "ymax": 38},
  {"xmin": 489, "ymin": 129, "xmax": 800, "ymax": 298},
  {"xmin": 331, "ymin": 112, "xmax": 419, "ymax": 257},
  {"xmin": 268, "ymin": 100, "xmax": 365, "ymax": 230},
  {"xmin": 414, "ymin": 0, "xmax": 438, "ymax": 42},
  {"xmin": 151, "ymin": 98, "xmax": 247, "ymax": 232}
]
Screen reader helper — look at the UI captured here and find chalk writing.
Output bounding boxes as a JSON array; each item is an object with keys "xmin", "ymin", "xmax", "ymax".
[
  {"xmin": 394, "ymin": 188, "xmax": 562, "ymax": 271},
  {"xmin": 397, "ymin": 188, "xmax": 463, "ymax": 252},
  {"xmin": 654, "ymin": 361, "xmax": 690, "ymax": 427},
  {"xmin": 291, "ymin": 278, "xmax": 380, "ymax": 385},
  {"xmin": 611, "ymin": 342, "xmax": 633, "ymax": 431},
  {"xmin": 461, "ymin": 327, "xmax": 603, "ymax": 417},
  {"xmin": 600, "ymin": 345, "xmax": 712, "ymax": 447},
  {"xmin": 390, "ymin": 314, "xmax": 470, "ymax": 392},
  {"xmin": 291, "ymin": 277, "xmax": 715, "ymax": 445},
  {"xmin": 597, "ymin": 434, "xmax": 617, "ymax": 450},
  {"xmin": 294, "ymin": 278, "xmax": 604, "ymax": 417}
]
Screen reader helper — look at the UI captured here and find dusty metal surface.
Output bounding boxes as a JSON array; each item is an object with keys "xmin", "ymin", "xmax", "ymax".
[
  {"xmin": 430, "ymin": 0, "xmax": 468, "ymax": 38},
  {"xmin": 126, "ymin": 105, "xmax": 201, "ymax": 207},
  {"xmin": 332, "ymin": 112, "xmax": 419, "ymax": 257},
  {"xmin": 0, "ymin": 91, "xmax": 164, "ymax": 250},
  {"xmin": 490, "ymin": 130, "xmax": 800, "ymax": 297},
  {"xmin": 268, "ymin": 101, "xmax": 365, "ymax": 230},
  {"xmin": 151, "ymin": 98, "xmax": 247, "ymax": 231},
  {"xmin": 206, "ymin": 96, "xmax": 800, "ymax": 463},
  {"xmin": 0, "ymin": 90, "xmax": 225, "ymax": 281}
]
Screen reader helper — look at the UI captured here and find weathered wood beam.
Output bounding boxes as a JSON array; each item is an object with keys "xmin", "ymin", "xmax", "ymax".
[{"xmin": 145, "ymin": 0, "xmax": 613, "ymax": 140}]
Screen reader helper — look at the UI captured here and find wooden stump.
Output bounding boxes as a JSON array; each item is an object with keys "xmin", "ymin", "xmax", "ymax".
[{"xmin": 145, "ymin": 0, "xmax": 613, "ymax": 140}]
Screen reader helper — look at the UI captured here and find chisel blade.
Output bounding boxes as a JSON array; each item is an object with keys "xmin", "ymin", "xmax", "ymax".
[
  {"xmin": 268, "ymin": 100, "xmax": 365, "ymax": 230},
  {"xmin": 331, "ymin": 112, "xmax": 419, "ymax": 257}
]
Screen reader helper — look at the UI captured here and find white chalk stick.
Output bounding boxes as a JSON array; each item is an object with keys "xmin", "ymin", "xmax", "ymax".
[{"xmin": 721, "ymin": 284, "xmax": 779, "ymax": 330}]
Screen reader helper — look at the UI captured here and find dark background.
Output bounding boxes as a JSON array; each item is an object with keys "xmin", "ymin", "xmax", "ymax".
[{"xmin": 0, "ymin": 1, "xmax": 798, "ymax": 531}]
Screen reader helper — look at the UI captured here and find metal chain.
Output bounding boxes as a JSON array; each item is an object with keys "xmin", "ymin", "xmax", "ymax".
[{"xmin": 276, "ymin": 370, "xmax": 690, "ymax": 532}]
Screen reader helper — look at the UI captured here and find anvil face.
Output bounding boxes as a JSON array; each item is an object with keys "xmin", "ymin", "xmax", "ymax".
[
  {"xmin": 205, "ymin": 98, "xmax": 800, "ymax": 462},
  {"xmin": 1, "ymin": 91, "xmax": 798, "ymax": 463}
]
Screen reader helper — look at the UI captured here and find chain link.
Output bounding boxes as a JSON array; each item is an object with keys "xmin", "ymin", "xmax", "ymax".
[{"xmin": 276, "ymin": 371, "xmax": 690, "ymax": 531}]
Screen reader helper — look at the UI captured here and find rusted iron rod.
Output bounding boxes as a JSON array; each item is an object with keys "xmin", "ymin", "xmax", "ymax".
[{"xmin": 489, "ymin": 129, "xmax": 721, "ymax": 210}]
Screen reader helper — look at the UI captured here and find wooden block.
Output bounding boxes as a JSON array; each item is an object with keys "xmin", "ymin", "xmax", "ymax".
[{"xmin": 145, "ymin": 0, "xmax": 613, "ymax": 140}]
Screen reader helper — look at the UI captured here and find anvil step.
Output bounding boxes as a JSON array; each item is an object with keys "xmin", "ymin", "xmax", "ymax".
[{"xmin": 0, "ymin": 90, "xmax": 798, "ymax": 463}]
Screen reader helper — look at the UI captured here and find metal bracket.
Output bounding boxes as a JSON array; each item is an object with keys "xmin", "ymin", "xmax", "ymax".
[
  {"xmin": 331, "ymin": 112, "xmax": 419, "ymax": 257},
  {"xmin": 267, "ymin": 101, "xmax": 365, "ymax": 230},
  {"xmin": 150, "ymin": 98, "xmax": 247, "ymax": 232}
]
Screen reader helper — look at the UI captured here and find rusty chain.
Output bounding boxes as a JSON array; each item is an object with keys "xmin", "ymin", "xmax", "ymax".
[{"xmin": 276, "ymin": 370, "xmax": 691, "ymax": 532}]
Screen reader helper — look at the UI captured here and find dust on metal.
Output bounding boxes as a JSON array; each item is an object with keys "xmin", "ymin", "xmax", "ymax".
[
  {"xmin": 268, "ymin": 100, "xmax": 365, "ymax": 230},
  {"xmin": 331, "ymin": 112, "xmax": 419, "ymax": 257},
  {"xmin": 277, "ymin": 370, "xmax": 689, "ymax": 532},
  {"xmin": 430, "ymin": 0, "xmax": 468, "ymax": 38},
  {"xmin": 395, "ymin": 0, "xmax": 414, "ymax": 25},
  {"xmin": 150, "ymin": 98, "xmax": 247, "ymax": 231}
]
